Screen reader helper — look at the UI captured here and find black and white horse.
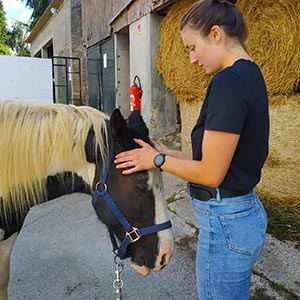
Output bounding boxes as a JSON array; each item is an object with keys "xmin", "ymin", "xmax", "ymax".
[{"xmin": 0, "ymin": 100, "xmax": 174, "ymax": 300}]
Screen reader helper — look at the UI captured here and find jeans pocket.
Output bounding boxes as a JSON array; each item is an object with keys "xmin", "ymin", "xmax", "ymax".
[
  {"xmin": 191, "ymin": 198, "xmax": 210, "ymax": 215},
  {"xmin": 219, "ymin": 205, "xmax": 266, "ymax": 256}
]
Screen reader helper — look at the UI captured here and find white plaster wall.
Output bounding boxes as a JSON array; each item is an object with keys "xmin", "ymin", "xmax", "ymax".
[
  {"xmin": 0, "ymin": 56, "xmax": 53, "ymax": 104},
  {"xmin": 115, "ymin": 33, "xmax": 130, "ymax": 118},
  {"xmin": 130, "ymin": 16, "xmax": 151, "ymax": 123},
  {"xmin": 129, "ymin": 14, "xmax": 177, "ymax": 138}
]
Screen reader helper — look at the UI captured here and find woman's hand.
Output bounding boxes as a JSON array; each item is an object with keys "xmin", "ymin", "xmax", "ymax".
[
  {"xmin": 151, "ymin": 139, "xmax": 168, "ymax": 153},
  {"xmin": 114, "ymin": 138, "xmax": 159, "ymax": 175}
]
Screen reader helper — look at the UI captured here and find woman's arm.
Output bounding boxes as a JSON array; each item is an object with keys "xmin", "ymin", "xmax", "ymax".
[
  {"xmin": 165, "ymin": 148, "xmax": 192, "ymax": 160},
  {"xmin": 114, "ymin": 130, "xmax": 240, "ymax": 187},
  {"xmin": 151, "ymin": 139, "xmax": 192, "ymax": 160}
]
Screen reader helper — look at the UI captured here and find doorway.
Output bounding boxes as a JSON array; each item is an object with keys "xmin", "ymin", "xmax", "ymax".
[
  {"xmin": 87, "ymin": 37, "xmax": 116, "ymax": 114},
  {"xmin": 51, "ymin": 56, "xmax": 82, "ymax": 105}
]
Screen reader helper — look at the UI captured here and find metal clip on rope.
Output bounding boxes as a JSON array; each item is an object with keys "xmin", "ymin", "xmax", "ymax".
[{"xmin": 113, "ymin": 256, "xmax": 124, "ymax": 300}]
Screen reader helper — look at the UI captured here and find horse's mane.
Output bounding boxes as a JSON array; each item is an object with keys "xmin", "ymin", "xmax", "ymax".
[{"xmin": 0, "ymin": 100, "xmax": 109, "ymax": 222}]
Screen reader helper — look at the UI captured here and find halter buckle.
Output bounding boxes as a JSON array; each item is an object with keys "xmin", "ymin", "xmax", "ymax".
[{"xmin": 126, "ymin": 227, "xmax": 141, "ymax": 243}]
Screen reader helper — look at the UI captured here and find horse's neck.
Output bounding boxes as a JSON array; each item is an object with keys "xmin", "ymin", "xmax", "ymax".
[
  {"xmin": 0, "ymin": 232, "xmax": 17, "ymax": 300},
  {"xmin": 46, "ymin": 172, "xmax": 92, "ymax": 201},
  {"xmin": 74, "ymin": 163, "xmax": 96, "ymax": 188},
  {"xmin": 47, "ymin": 154, "xmax": 96, "ymax": 188},
  {"xmin": 47, "ymin": 121, "xmax": 107, "ymax": 189},
  {"xmin": 48, "ymin": 162, "xmax": 95, "ymax": 192}
]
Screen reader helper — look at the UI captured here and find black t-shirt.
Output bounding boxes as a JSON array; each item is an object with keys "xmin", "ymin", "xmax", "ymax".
[{"xmin": 191, "ymin": 59, "xmax": 269, "ymax": 192}]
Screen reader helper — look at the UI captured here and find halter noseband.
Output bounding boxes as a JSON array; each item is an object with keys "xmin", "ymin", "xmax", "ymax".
[{"xmin": 91, "ymin": 135, "xmax": 172, "ymax": 259}]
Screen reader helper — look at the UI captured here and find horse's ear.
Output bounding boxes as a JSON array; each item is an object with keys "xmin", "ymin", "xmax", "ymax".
[
  {"xmin": 110, "ymin": 108, "xmax": 127, "ymax": 137},
  {"xmin": 126, "ymin": 110, "xmax": 152, "ymax": 145},
  {"xmin": 110, "ymin": 109, "xmax": 132, "ymax": 149}
]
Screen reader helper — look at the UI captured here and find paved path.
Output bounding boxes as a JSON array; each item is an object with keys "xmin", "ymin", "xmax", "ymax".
[
  {"xmin": 9, "ymin": 173, "xmax": 300, "ymax": 300},
  {"xmin": 9, "ymin": 192, "xmax": 197, "ymax": 300}
]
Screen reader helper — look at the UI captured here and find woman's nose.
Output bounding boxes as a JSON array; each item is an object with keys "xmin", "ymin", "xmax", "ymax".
[{"xmin": 190, "ymin": 53, "xmax": 198, "ymax": 64}]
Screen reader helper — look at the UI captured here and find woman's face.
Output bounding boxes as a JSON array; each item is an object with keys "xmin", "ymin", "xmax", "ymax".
[{"xmin": 181, "ymin": 26, "xmax": 222, "ymax": 75}]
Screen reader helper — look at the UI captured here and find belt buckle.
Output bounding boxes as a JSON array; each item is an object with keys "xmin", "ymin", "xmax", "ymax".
[
  {"xmin": 189, "ymin": 183, "xmax": 214, "ymax": 201},
  {"xmin": 202, "ymin": 188, "xmax": 214, "ymax": 200}
]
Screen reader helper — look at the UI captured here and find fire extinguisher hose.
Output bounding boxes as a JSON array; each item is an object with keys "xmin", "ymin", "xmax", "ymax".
[{"xmin": 133, "ymin": 75, "xmax": 143, "ymax": 98}]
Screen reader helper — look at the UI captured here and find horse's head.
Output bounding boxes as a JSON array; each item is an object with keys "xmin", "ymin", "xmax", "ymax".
[{"xmin": 92, "ymin": 109, "xmax": 174, "ymax": 276}]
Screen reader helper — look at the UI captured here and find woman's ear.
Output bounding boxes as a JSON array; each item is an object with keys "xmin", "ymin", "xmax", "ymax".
[{"xmin": 210, "ymin": 25, "xmax": 222, "ymax": 44}]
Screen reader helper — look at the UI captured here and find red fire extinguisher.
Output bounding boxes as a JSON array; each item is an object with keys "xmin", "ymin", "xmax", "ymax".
[{"xmin": 130, "ymin": 75, "xmax": 143, "ymax": 111}]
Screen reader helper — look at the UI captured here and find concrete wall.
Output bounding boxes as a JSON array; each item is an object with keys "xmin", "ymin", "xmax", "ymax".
[
  {"xmin": 130, "ymin": 13, "xmax": 177, "ymax": 138},
  {"xmin": 115, "ymin": 30, "xmax": 130, "ymax": 118},
  {"xmin": 30, "ymin": 0, "xmax": 71, "ymax": 57},
  {"xmin": 82, "ymin": 0, "xmax": 130, "ymax": 49},
  {"xmin": 69, "ymin": 0, "xmax": 83, "ymax": 103},
  {"xmin": 0, "ymin": 56, "xmax": 53, "ymax": 103},
  {"xmin": 70, "ymin": 0, "xmax": 82, "ymax": 58},
  {"xmin": 28, "ymin": 0, "xmax": 84, "ymax": 105}
]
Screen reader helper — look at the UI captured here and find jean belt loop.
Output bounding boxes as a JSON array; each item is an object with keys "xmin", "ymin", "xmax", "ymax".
[{"xmin": 216, "ymin": 188, "xmax": 221, "ymax": 203}]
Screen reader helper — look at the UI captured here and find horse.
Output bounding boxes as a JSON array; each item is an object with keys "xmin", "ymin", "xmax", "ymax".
[{"xmin": 0, "ymin": 100, "xmax": 174, "ymax": 300}]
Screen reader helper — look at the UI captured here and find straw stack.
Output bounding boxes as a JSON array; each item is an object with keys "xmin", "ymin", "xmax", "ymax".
[
  {"xmin": 157, "ymin": 0, "xmax": 300, "ymax": 100},
  {"xmin": 239, "ymin": 0, "xmax": 300, "ymax": 97},
  {"xmin": 256, "ymin": 95, "xmax": 300, "ymax": 208},
  {"xmin": 157, "ymin": 0, "xmax": 210, "ymax": 103}
]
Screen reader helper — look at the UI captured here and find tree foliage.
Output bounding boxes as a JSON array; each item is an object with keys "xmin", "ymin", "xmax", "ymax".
[
  {"xmin": 0, "ymin": 0, "xmax": 30, "ymax": 56},
  {"xmin": 1, "ymin": 0, "xmax": 50, "ymax": 56},
  {"xmin": 8, "ymin": 21, "xmax": 30, "ymax": 56},
  {"xmin": 0, "ymin": 0, "xmax": 8, "ymax": 43},
  {"xmin": 0, "ymin": 43, "xmax": 10, "ymax": 55},
  {"xmin": 21, "ymin": 0, "xmax": 51, "ymax": 29},
  {"xmin": 0, "ymin": 0, "xmax": 10, "ymax": 54}
]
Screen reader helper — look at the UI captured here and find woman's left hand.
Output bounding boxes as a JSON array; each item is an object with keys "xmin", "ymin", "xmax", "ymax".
[{"xmin": 114, "ymin": 138, "xmax": 158, "ymax": 174}]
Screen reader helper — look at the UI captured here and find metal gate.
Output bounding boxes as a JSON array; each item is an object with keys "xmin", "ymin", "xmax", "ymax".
[
  {"xmin": 52, "ymin": 56, "xmax": 82, "ymax": 105},
  {"xmin": 87, "ymin": 37, "xmax": 116, "ymax": 114}
]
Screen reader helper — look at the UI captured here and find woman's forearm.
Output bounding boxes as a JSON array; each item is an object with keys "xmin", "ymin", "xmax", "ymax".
[{"xmin": 164, "ymin": 148, "xmax": 192, "ymax": 160}]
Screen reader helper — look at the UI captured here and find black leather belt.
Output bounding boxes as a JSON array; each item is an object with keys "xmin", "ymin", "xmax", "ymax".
[{"xmin": 188, "ymin": 183, "xmax": 250, "ymax": 201}]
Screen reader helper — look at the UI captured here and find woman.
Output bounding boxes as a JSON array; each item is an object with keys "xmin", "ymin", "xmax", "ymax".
[{"xmin": 114, "ymin": 0, "xmax": 269, "ymax": 299}]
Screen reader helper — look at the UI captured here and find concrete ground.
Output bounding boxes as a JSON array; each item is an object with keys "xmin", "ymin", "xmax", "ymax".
[{"xmin": 9, "ymin": 173, "xmax": 300, "ymax": 300}]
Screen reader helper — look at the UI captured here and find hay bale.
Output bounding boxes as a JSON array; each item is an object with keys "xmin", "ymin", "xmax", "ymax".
[
  {"xmin": 256, "ymin": 95, "xmax": 300, "ymax": 208},
  {"xmin": 179, "ymin": 99, "xmax": 203, "ymax": 151},
  {"xmin": 157, "ymin": 0, "xmax": 210, "ymax": 103},
  {"xmin": 157, "ymin": 0, "xmax": 300, "ymax": 101},
  {"xmin": 239, "ymin": 0, "xmax": 300, "ymax": 96}
]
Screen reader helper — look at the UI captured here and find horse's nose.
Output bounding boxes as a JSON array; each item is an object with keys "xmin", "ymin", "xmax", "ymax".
[
  {"xmin": 160, "ymin": 253, "xmax": 167, "ymax": 267},
  {"xmin": 135, "ymin": 255, "xmax": 146, "ymax": 267},
  {"xmin": 131, "ymin": 262, "xmax": 151, "ymax": 276},
  {"xmin": 152, "ymin": 239, "xmax": 174, "ymax": 272},
  {"xmin": 135, "ymin": 250, "xmax": 157, "ymax": 270}
]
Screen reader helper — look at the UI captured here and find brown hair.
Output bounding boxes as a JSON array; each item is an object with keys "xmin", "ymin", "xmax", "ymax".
[{"xmin": 180, "ymin": 0, "xmax": 247, "ymax": 43}]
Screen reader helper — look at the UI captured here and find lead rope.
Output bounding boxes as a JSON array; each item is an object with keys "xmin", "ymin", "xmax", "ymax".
[{"xmin": 113, "ymin": 255, "xmax": 124, "ymax": 299}]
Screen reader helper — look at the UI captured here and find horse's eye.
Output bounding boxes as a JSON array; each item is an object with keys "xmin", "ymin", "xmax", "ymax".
[{"xmin": 136, "ymin": 184, "xmax": 151, "ymax": 194}]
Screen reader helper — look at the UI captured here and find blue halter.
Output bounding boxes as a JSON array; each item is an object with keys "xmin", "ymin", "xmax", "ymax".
[{"xmin": 91, "ymin": 136, "xmax": 172, "ymax": 259}]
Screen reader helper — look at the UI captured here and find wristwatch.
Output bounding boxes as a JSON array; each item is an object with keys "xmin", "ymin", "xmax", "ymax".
[{"xmin": 153, "ymin": 153, "xmax": 166, "ymax": 171}]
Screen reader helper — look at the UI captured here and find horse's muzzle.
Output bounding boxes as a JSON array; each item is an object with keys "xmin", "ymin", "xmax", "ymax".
[{"xmin": 131, "ymin": 263, "xmax": 151, "ymax": 276}]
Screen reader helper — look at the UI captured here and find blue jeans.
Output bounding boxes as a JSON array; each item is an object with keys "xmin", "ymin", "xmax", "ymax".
[{"xmin": 191, "ymin": 189, "xmax": 267, "ymax": 300}]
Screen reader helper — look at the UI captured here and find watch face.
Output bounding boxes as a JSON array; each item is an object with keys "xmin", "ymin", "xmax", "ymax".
[
  {"xmin": 154, "ymin": 154, "xmax": 166, "ymax": 168},
  {"xmin": 155, "ymin": 154, "xmax": 164, "ymax": 166}
]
